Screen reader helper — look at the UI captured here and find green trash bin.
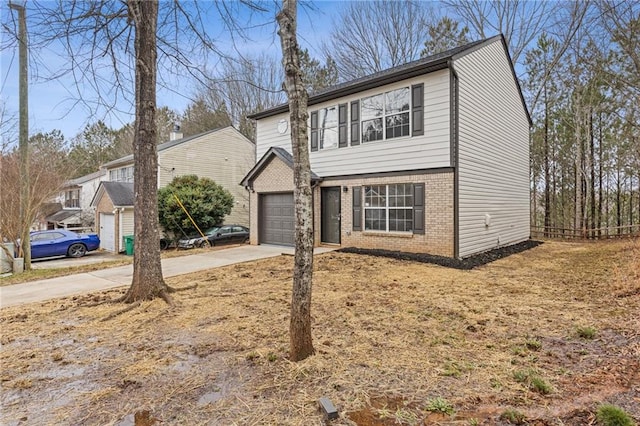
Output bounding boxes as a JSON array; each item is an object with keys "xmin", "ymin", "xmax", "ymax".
[{"xmin": 124, "ymin": 235, "xmax": 134, "ymax": 256}]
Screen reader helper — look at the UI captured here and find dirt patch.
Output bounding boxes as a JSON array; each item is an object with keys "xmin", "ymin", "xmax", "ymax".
[
  {"xmin": 338, "ymin": 239, "xmax": 542, "ymax": 269},
  {"xmin": 0, "ymin": 239, "xmax": 638, "ymax": 425}
]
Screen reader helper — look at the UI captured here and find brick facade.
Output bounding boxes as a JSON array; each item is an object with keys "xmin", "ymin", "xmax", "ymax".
[
  {"xmin": 248, "ymin": 155, "xmax": 455, "ymax": 257},
  {"xmin": 315, "ymin": 172, "xmax": 454, "ymax": 257}
]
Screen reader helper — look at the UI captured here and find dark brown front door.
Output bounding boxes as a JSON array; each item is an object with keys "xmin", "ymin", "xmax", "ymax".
[{"xmin": 321, "ymin": 187, "xmax": 341, "ymax": 244}]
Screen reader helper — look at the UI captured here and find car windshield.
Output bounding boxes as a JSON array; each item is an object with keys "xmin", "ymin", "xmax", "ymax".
[{"xmin": 205, "ymin": 227, "xmax": 220, "ymax": 235}]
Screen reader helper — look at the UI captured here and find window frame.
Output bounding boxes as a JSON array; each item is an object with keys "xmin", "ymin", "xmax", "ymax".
[
  {"xmin": 318, "ymin": 105, "xmax": 339, "ymax": 150},
  {"xmin": 363, "ymin": 183, "xmax": 414, "ymax": 233},
  {"xmin": 65, "ymin": 189, "xmax": 80, "ymax": 208},
  {"xmin": 109, "ymin": 166, "xmax": 134, "ymax": 183},
  {"xmin": 361, "ymin": 87, "xmax": 411, "ymax": 144}
]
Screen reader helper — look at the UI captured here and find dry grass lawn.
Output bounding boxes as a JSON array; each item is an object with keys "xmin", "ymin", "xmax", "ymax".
[{"xmin": 0, "ymin": 239, "xmax": 638, "ymax": 425}]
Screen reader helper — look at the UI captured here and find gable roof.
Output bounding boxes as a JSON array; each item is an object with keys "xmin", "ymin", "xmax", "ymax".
[
  {"xmin": 72, "ymin": 169, "xmax": 107, "ymax": 185},
  {"xmin": 46, "ymin": 209, "xmax": 81, "ymax": 223},
  {"xmin": 248, "ymin": 35, "xmax": 531, "ymax": 126},
  {"xmin": 101, "ymin": 126, "xmax": 248, "ymax": 169},
  {"xmin": 90, "ymin": 181, "xmax": 135, "ymax": 208},
  {"xmin": 240, "ymin": 147, "xmax": 321, "ymax": 187}
]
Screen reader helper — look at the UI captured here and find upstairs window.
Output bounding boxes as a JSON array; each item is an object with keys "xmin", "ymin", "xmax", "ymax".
[
  {"xmin": 109, "ymin": 166, "xmax": 134, "ymax": 182},
  {"xmin": 309, "ymin": 83, "xmax": 423, "ymax": 150},
  {"xmin": 65, "ymin": 189, "xmax": 80, "ymax": 208},
  {"xmin": 362, "ymin": 87, "xmax": 410, "ymax": 143},
  {"xmin": 318, "ymin": 106, "xmax": 338, "ymax": 150}
]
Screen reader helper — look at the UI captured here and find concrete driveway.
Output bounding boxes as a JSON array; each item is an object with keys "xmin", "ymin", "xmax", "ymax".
[
  {"xmin": 30, "ymin": 250, "xmax": 123, "ymax": 269},
  {"xmin": 0, "ymin": 245, "xmax": 336, "ymax": 309}
]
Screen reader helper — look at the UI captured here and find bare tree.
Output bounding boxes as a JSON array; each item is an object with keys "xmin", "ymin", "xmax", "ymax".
[
  {"xmin": 121, "ymin": 0, "xmax": 172, "ymax": 303},
  {"xmin": 277, "ymin": 0, "xmax": 315, "ymax": 361},
  {"xmin": 444, "ymin": 0, "xmax": 553, "ymax": 65},
  {"xmin": 446, "ymin": 0, "xmax": 588, "ymax": 112},
  {"xmin": 323, "ymin": 0, "xmax": 434, "ymax": 80},
  {"xmin": 0, "ymin": 100, "xmax": 17, "ymax": 154},
  {"xmin": 210, "ymin": 53, "xmax": 285, "ymax": 141},
  {"xmin": 7, "ymin": 0, "xmax": 264, "ymax": 303},
  {"xmin": 0, "ymin": 131, "xmax": 73, "ymax": 266}
]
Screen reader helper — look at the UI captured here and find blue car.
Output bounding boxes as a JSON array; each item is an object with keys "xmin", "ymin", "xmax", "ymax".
[{"xmin": 29, "ymin": 230, "xmax": 100, "ymax": 259}]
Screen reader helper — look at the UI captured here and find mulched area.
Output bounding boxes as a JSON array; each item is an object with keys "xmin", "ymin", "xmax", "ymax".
[{"xmin": 338, "ymin": 239, "xmax": 543, "ymax": 269}]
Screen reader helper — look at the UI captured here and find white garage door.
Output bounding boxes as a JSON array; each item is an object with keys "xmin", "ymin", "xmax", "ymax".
[{"xmin": 100, "ymin": 213, "xmax": 115, "ymax": 252}]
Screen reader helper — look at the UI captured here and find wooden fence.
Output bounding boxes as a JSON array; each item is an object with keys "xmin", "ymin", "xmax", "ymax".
[{"xmin": 531, "ymin": 225, "xmax": 640, "ymax": 240}]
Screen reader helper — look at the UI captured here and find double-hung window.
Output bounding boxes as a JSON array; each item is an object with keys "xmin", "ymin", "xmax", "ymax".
[
  {"xmin": 65, "ymin": 189, "xmax": 80, "ymax": 208},
  {"xmin": 318, "ymin": 106, "xmax": 338, "ymax": 150},
  {"xmin": 309, "ymin": 83, "xmax": 422, "ymax": 150},
  {"xmin": 109, "ymin": 166, "xmax": 134, "ymax": 182},
  {"xmin": 364, "ymin": 183, "xmax": 414, "ymax": 232},
  {"xmin": 361, "ymin": 87, "xmax": 410, "ymax": 143}
]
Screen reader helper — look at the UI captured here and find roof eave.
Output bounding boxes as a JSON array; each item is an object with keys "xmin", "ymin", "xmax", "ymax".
[
  {"xmin": 248, "ymin": 60, "xmax": 450, "ymax": 120},
  {"xmin": 240, "ymin": 147, "xmax": 322, "ymax": 187}
]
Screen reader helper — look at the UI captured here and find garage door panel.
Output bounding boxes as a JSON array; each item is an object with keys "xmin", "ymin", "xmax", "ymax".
[
  {"xmin": 260, "ymin": 193, "xmax": 294, "ymax": 246},
  {"xmin": 99, "ymin": 213, "xmax": 115, "ymax": 252}
]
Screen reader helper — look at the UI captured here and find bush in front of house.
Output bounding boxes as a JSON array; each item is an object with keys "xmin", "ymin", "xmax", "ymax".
[{"xmin": 158, "ymin": 175, "xmax": 233, "ymax": 241}]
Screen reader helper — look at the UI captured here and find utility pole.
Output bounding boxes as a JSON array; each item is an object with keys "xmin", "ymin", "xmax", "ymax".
[{"xmin": 9, "ymin": 2, "xmax": 30, "ymax": 271}]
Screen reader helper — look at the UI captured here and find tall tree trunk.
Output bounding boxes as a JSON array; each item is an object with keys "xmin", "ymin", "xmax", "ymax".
[
  {"xmin": 551, "ymin": 123, "xmax": 557, "ymax": 230},
  {"xmin": 580, "ymin": 110, "xmax": 587, "ymax": 237},
  {"xmin": 589, "ymin": 108, "xmax": 596, "ymax": 238},
  {"xmin": 574, "ymin": 97, "xmax": 582, "ymax": 235},
  {"xmin": 597, "ymin": 112, "xmax": 603, "ymax": 237},
  {"xmin": 616, "ymin": 165, "xmax": 622, "ymax": 234},
  {"xmin": 605, "ymin": 172, "xmax": 610, "ymax": 236},
  {"xmin": 629, "ymin": 177, "xmax": 633, "ymax": 228},
  {"xmin": 123, "ymin": 0, "xmax": 171, "ymax": 304},
  {"xmin": 543, "ymin": 85, "xmax": 551, "ymax": 236},
  {"xmin": 531, "ymin": 165, "xmax": 537, "ymax": 230},
  {"xmin": 277, "ymin": 0, "xmax": 315, "ymax": 362}
]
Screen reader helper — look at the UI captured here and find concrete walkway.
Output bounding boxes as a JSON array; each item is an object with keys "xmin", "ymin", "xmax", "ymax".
[{"xmin": 0, "ymin": 245, "xmax": 336, "ymax": 309}]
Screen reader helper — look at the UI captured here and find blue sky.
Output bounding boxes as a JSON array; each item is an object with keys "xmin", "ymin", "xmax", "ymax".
[{"xmin": 0, "ymin": 1, "xmax": 344, "ymax": 142}]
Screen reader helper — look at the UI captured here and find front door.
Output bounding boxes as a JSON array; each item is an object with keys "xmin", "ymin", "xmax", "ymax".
[{"xmin": 321, "ymin": 187, "xmax": 341, "ymax": 244}]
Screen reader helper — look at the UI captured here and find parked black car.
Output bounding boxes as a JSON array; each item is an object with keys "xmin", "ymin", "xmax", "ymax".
[{"xmin": 177, "ymin": 225, "xmax": 249, "ymax": 249}]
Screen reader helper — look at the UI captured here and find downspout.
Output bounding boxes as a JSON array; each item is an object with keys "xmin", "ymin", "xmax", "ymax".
[
  {"xmin": 311, "ymin": 179, "xmax": 322, "ymax": 247},
  {"xmin": 448, "ymin": 59, "xmax": 460, "ymax": 259},
  {"xmin": 244, "ymin": 184, "xmax": 253, "ymax": 244}
]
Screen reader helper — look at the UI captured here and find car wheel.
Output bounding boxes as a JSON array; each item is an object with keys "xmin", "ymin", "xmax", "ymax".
[
  {"xmin": 68, "ymin": 243, "xmax": 87, "ymax": 258},
  {"xmin": 160, "ymin": 239, "xmax": 169, "ymax": 250},
  {"xmin": 197, "ymin": 240, "xmax": 208, "ymax": 248}
]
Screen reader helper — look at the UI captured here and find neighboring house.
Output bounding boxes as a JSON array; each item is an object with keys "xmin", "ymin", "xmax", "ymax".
[
  {"xmin": 44, "ymin": 170, "xmax": 106, "ymax": 231},
  {"xmin": 90, "ymin": 181, "xmax": 134, "ymax": 252},
  {"xmin": 92, "ymin": 126, "xmax": 255, "ymax": 252},
  {"xmin": 241, "ymin": 35, "xmax": 531, "ymax": 259}
]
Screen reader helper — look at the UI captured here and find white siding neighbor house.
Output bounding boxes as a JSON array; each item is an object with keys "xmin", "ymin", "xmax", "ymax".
[
  {"xmin": 92, "ymin": 126, "xmax": 255, "ymax": 252},
  {"xmin": 241, "ymin": 35, "xmax": 531, "ymax": 259},
  {"xmin": 44, "ymin": 170, "xmax": 106, "ymax": 231}
]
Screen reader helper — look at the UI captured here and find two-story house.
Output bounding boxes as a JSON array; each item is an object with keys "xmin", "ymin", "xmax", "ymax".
[
  {"xmin": 43, "ymin": 169, "xmax": 106, "ymax": 231},
  {"xmin": 91, "ymin": 126, "xmax": 255, "ymax": 252},
  {"xmin": 241, "ymin": 35, "xmax": 531, "ymax": 259}
]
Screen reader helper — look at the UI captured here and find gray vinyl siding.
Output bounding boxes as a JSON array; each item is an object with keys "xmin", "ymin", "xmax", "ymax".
[
  {"xmin": 156, "ymin": 127, "xmax": 254, "ymax": 226},
  {"xmin": 255, "ymin": 70, "xmax": 451, "ymax": 176},
  {"xmin": 454, "ymin": 40, "xmax": 530, "ymax": 258}
]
